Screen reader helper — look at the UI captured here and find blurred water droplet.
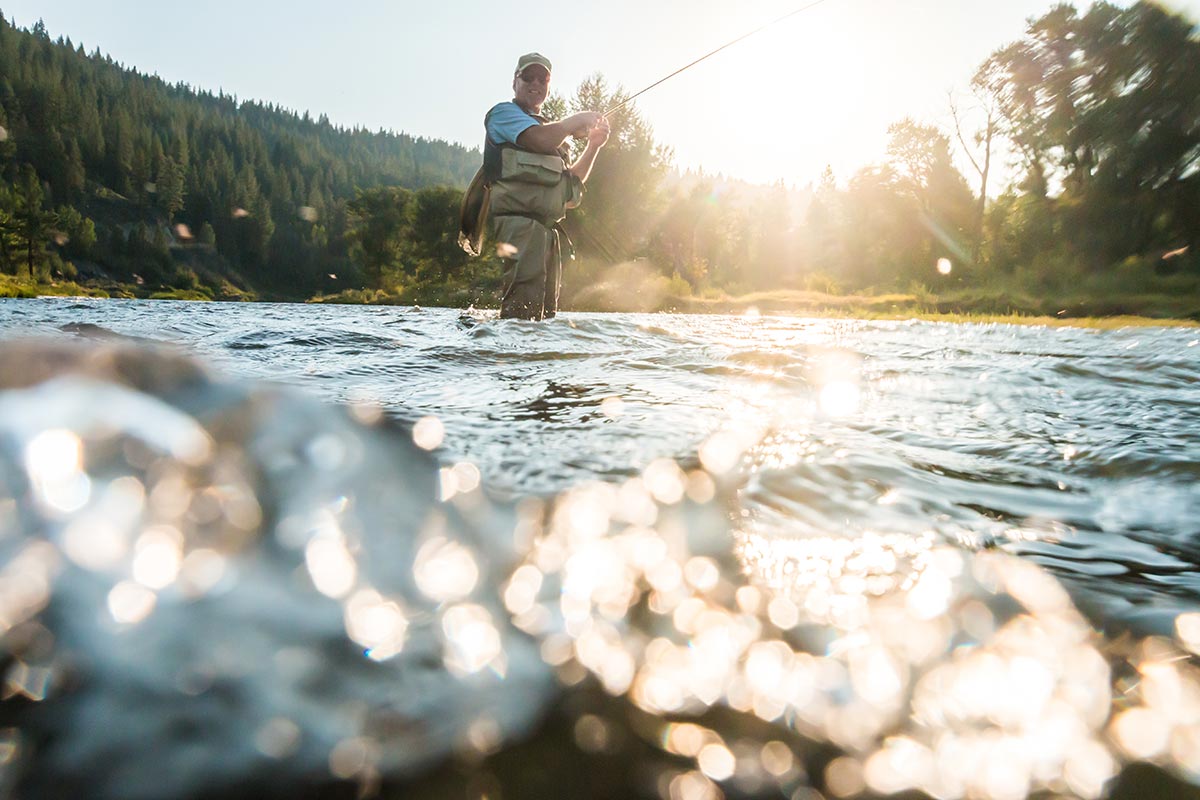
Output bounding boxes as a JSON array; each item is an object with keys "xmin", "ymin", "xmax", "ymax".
[
  {"xmin": 413, "ymin": 416, "xmax": 444, "ymax": 450},
  {"xmin": 328, "ymin": 736, "xmax": 374, "ymax": 779},
  {"xmin": 760, "ymin": 741, "xmax": 794, "ymax": 778},
  {"xmin": 442, "ymin": 604, "xmax": 502, "ymax": 675},
  {"xmin": 644, "ymin": 459, "xmax": 685, "ymax": 505},
  {"xmin": 600, "ymin": 396, "xmax": 625, "ymax": 418},
  {"xmin": 699, "ymin": 431, "xmax": 741, "ymax": 475},
  {"xmin": 573, "ymin": 714, "xmax": 611, "ymax": 754},
  {"xmin": 825, "ymin": 756, "xmax": 865, "ymax": 798},
  {"xmin": 698, "ymin": 742, "xmax": 736, "ymax": 781},
  {"xmin": 255, "ymin": 717, "xmax": 301, "ymax": 759},
  {"xmin": 305, "ymin": 534, "xmax": 357, "ymax": 598},
  {"xmin": 344, "ymin": 590, "xmax": 407, "ymax": 660},
  {"xmin": 669, "ymin": 770, "xmax": 720, "ymax": 800},
  {"xmin": 107, "ymin": 581, "xmax": 156, "ymax": 624},
  {"xmin": 132, "ymin": 526, "xmax": 183, "ymax": 589},
  {"xmin": 414, "ymin": 537, "xmax": 479, "ymax": 602}
]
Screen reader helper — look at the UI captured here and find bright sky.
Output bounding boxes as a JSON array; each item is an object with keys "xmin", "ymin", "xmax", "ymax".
[{"xmin": 5, "ymin": 0, "xmax": 1199, "ymax": 188}]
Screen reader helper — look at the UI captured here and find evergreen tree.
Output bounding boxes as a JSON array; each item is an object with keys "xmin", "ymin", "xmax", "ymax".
[
  {"xmin": 13, "ymin": 164, "xmax": 53, "ymax": 278},
  {"xmin": 156, "ymin": 154, "xmax": 185, "ymax": 219},
  {"xmin": 346, "ymin": 186, "xmax": 413, "ymax": 289}
]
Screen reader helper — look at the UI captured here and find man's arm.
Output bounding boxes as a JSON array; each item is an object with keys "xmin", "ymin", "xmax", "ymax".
[
  {"xmin": 516, "ymin": 111, "xmax": 604, "ymax": 154},
  {"xmin": 568, "ymin": 117, "xmax": 610, "ymax": 183}
]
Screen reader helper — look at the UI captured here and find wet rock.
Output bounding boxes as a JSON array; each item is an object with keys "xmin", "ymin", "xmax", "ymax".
[{"xmin": 0, "ymin": 340, "xmax": 554, "ymax": 799}]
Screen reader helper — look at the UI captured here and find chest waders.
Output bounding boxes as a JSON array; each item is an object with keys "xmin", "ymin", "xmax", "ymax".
[{"xmin": 459, "ymin": 110, "xmax": 583, "ymax": 320}]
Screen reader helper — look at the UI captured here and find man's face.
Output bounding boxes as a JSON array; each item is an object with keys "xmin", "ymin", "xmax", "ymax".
[{"xmin": 513, "ymin": 65, "xmax": 551, "ymax": 112}]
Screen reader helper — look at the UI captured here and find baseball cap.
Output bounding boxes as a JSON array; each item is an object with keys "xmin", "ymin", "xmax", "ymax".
[{"xmin": 515, "ymin": 52, "xmax": 552, "ymax": 76}]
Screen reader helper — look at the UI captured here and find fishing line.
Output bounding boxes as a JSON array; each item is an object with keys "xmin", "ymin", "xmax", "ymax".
[{"xmin": 604, "ymin": 0, "xmax": 836, "ymax": 116}]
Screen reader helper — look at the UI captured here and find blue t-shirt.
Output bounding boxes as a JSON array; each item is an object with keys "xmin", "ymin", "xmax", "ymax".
[{"xmin": 486, "ymin": 101, "xmax": 540, "ymax": 146}]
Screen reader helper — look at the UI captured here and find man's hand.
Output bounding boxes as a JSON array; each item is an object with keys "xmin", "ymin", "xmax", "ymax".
[
  {"xmin": 566, "ymin": 111, "xmax": 604, "ymax": 137},
  {"xmin": 588, "ymin": 116, "xmax": 610, "ymax": 148},
  {"xmin": 568, "ymin": 115, "xmax": 610, "ymax": 183}
]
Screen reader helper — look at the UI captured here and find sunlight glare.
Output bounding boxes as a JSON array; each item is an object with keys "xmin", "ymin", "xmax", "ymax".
[
  {"xmin": 132, "ymin": 526, "xmax": 184, "ymax": 589},
  {"xmin": 0, "ymin": 543, "xmax": 57, "ymax": 634},
  {"xmin": 344, "ymin": 590, "xmax": 408, "ymax": 660},
  {"xmin": 699, "ymin": 431, "xmax": 742, "ymax": 474},
  {"xmin": 669, "ymin": 770, "xmax": 720, "ymax": 800},
  {"xmin": 1063, "ymin": 740, "xmax": 1117, "ymax": 799},
  {"xmin": 643, "ymin": 459, "xmax": 686, "ymax": 504},
  {"xmin": 305, "ymin": 534, "xmax": 358, "ymax": 598},
  {"xmin": 179, "ymin": 548, "xmax": 227, "ymax": 596},
  {"xmin": 1112, "ymin": 707, "xmax": 1169, "ymax": 759},
  {"xmin": 600, "ymin": 396, "xmax": 625, "ymax": 417},
  {"xmin": 937, "ymin": 258, "xmax": 953, "ymax": 275},
  {"xmin": 61, "ymin": 518, "xmax": 129, "ymax": 571},
  {"xmin": 697, "ymin": 742, "xmax": 736, "ymax": 781},
  {"xmin": 1176, "ymin": 613, "xmax": 1200, "ymax": 655},
  {"xmin": 442, "ymin": 603, "xmax": 503, "ymax": 675},
  {"xmin": 25, "ymin": 429, "xmax": 90, "ymax": 513},
  {"xmin": 107, "ymin": 580, "xmax": 157, "ymax": 624},
  {"xmin": 819, "ymin": 380, "xmax": 861, "ymax": 417},
  {"xmin": 451, "ymin": 461, "xmax": 481, "ymax": 494},
  {"xmin": 414, "ymin": 536, "xmax": 479, "ymax": 602},
  {"xmin": 412, "ymin": 416, "xmax": 444, "ymax": 450},
  {"xmin": 825, "ymin": 757, "xmax": 865, "ymax": 798},
  {"xmin": 760, "ymin": 741, "xmax": 794, "ymax": 778}
]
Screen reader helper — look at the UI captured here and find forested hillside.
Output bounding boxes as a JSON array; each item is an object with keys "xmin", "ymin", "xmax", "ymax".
[
  {"xmin": 1, "ymin": 3, "xmax": 1198, "ymax": 317},
  {"xmin": 0, "ymin": 12, "xmax": 479, "ymax": 298}
]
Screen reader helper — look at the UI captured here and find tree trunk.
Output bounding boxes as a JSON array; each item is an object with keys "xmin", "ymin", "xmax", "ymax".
[{"xmin": 973, "ymin": 117, "xmax": 994, "ymax": 263}]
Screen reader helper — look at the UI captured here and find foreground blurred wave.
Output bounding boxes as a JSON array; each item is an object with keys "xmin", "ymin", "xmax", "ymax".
[{"xmin": 1, "ymin": 297, "xmax": 1199, "ymax": 799}]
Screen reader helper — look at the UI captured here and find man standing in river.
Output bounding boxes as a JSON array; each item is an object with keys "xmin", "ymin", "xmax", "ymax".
[{"xmin": 483, "ymin": 53, "xmax": 609, "ymax": 320}]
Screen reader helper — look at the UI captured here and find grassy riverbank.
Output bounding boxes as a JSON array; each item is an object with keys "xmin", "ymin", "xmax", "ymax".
[
  {"xmin": 557, "ymin": 259, "xmax": 1200, "ymax": 326},
  {"xmin": 0, "ymin": 273, "xmax": 256, "ymax": 302},
  {"xmin": 6, "ymin": 271, "xmax": 1198, "ymax": 329},
  {"xmin": 651, "ymin": 289, "xmax": 1200, "ymax": 327}
]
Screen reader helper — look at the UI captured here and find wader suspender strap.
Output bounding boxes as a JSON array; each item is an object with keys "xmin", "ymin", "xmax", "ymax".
[{"xmin": 486, "ymin": 106, "xmax": 576, "ymax": 259}]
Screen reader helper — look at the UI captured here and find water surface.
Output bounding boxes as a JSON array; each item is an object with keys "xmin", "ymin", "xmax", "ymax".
[
  {"xmin": 3, "ymin": 297, "xmax": 1200, "ymax": 797},
  {"xmin": 5, "ymin": 298, "xmax": 1197, "ymax": 625}
]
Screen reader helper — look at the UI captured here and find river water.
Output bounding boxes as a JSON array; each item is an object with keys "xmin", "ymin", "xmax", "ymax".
[{"xmin": 2, "ymin": 297, "xmax": 1200, "ymax": 798}]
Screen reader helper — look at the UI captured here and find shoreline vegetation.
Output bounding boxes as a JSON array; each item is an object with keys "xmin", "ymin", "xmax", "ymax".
[
  {"xmin": 1, "ymin": 4, "xmax": 1198, "ymax": 329},
  {"xmin": 6, "ymin": 272, "xmax": 1194, "ymax": 329}
]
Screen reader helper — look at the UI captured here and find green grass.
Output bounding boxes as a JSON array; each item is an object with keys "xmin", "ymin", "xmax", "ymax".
[
  {"xmin": 6, "ymin": 263, "xmax": 1197, "ymax": 330},
  {"xmin": 0, "ymin": 273, "xmax": 110, "ymax": 298},
  {"xmin": 147, "ymin": 289, "xmax": 213, "ymax": 301},
  {"xmin": 658, "ymin": 290, "xmax": 1198, "ymax": 328}
]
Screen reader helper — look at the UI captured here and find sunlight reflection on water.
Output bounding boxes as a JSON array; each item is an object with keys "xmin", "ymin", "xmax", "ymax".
[{"xmin": 1, "ymin": 303, "xmax": 1200, "ymax": 798}]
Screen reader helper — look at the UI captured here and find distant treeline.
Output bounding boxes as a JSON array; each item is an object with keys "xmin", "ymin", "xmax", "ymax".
[
  {"xmin": 0, "ymin": 11, "xmax": 479, "ymax": 298},
  {"xmin": 560, "ymin": 0, "xmax": 1199, "ymax": 310},
  {"xmin": 1, "ymin": 3, "xmax": 1197, "ymax": 310}
]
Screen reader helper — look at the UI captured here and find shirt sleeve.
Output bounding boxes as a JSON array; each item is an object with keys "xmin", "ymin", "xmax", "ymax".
[{"xmin": 485, "ymin": 102, "xmax": 539, "ymax": 146}]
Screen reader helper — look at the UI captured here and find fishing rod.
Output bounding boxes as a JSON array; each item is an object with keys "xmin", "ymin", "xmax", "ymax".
[{"xmin": 604, "ymin": 0, "xmax": 836, "ymax": 116}]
